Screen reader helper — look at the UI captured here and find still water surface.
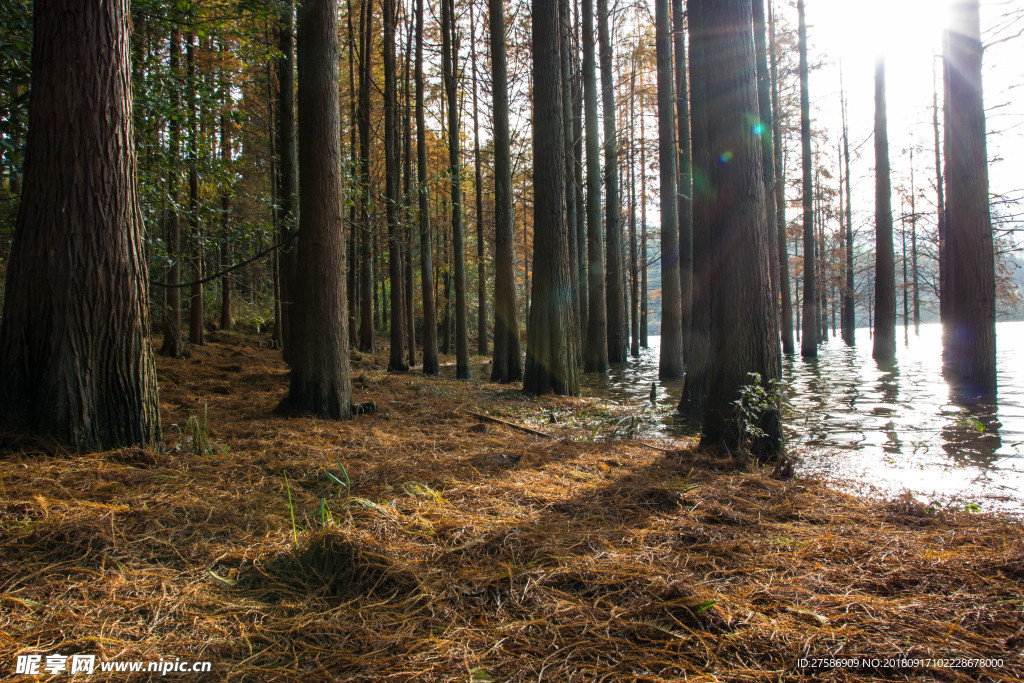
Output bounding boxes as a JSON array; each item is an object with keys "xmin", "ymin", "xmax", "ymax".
[{"xmin": 576, "ymin": 322, "xmax": 1024, "ymax": 512}]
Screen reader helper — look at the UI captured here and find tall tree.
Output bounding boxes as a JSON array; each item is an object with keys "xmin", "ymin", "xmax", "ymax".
[
  {"xmin": 693, "ymin": 0, "xmax": 781, "ymax": 458},
  {"xmin": 524, "ymin": 0, "xmax": 580, "ymax": 396},
  {"xmin": 417, "ymin": 0, "xmax": 440, "ymax": 376},
  {"xmin": 186, "ymin": 31, "xmax": 204, "ymax": 346},
  {"xmin": 442, "ymin": 0, "xmax": 470, "ymax": 379},
  {"xmin": 769, "ymin": 0, "xmax": 793, "ymax": 354},
  {"xmin": 285, "ymin": 0, "xmax": 352, "ymax": 418},
  {"xmin": 161, "ymin": 28, "xmax": 185, "ymax": 358},
  {"xmin": 797, "ymin": 0, "xmax": 816, "ymax": 358},
  {"xmin": 656, "ymin": 0, "xmax": 684, "ymax": 380},
  {"xmin": 0, "ymin": 0, "xmax": 160, "ymax": 449},
  {"xmin": 470, "ymin": 2, "xmax": 488, "ymax": 356},
  {"xmin": 582, "ymin": 0, "xmax": 608, "ymax": 373},
  {"xmin": 673, "ymin": 0, "xmax": 694, "ymax": 363},
  {"xmin": 873, "ymin": 56, "xmax": 896, "ymax": 362},
  {"xmin": 841, "ymin": 72, "xmax": 855, "ymax": 346},
  {"xmin": 357, "ymin": 0, "xmax": 375, "ymax": 353},
  {"xmin": 596, "ymin": 0, "xmax": 627, "ymax": 363},
  {"xmin": 219, "ymin": 87, "xmax": 233, "ymax": 332},
  {"xmin": 384, "ymin": 0, "xmax": 408, "ymax": 372},
  {"xmin": 402, "ymin": 10, "xmax": 417, "ymax": 368},
  {"xmin": 943, "ymin": 0, "xmax": 996, "ymax": 399},
  {"xmin": 560, "ymin": 0, "xmax": 582, "ymax": 365},
  {"xmin": 489, "ymin": 0, "xmax": 522, "ymax": 382},
  {"xmin": 277, "ymin": 0, "xmax": 298, "ymax": 362}
]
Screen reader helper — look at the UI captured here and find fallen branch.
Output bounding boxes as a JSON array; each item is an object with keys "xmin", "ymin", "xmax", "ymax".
[{"xmin": 463, "ymin": 411, "xmax": 556, "ymax": 440}]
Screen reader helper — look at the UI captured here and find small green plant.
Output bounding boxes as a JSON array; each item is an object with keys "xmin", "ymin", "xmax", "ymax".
[
  {"xmin": 954, "ymin": 411, "xmax": 985, "ymax": 433},
  {"xmin": 734, "ymin": 372, "xmax": 787, "ymax": 454},
  {"xmin": 285, "ymin": 474, "xmax": 298, "ymax": 545},
  {"xmin": 172, "ymin": 402, "xmax": 220, "ymax": 455}
]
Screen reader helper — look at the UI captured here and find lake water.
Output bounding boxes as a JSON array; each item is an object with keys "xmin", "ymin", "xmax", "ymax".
[{"xmin": 577, "ymin": 323, "xmax": 1024, "ymax": 513}]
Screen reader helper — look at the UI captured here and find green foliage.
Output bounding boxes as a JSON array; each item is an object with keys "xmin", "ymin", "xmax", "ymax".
[
  {"xmin": 171, "ymin": 402, "xmax": 222, "ymax": 455},
  {"xmin": 734, "ymin": 372, "xmax": 786, "ymax": 453}
]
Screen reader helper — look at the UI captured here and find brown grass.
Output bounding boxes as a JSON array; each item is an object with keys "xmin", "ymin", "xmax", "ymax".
[{"xmin": 1, "ymin": 334, "xmax": 1022, "ymax": 681}]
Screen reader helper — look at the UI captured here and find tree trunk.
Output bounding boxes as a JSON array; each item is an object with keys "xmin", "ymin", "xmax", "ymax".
[
  {"xmin": 841, "ymin": 73, "xmax": 855, "ymax": 346},
  {"xmin": 561, "ymin": 0, "xmax": 582, "ymax": 365},
  {"xmin": 277, "ymin": 0, "xmax": 298, "ymax": 362},
  {"xmin": 470, "ymin": 3, "xmax": 488, "ymax": 356},
  {"xmin": 798, "ymin": 0, "xmax": 816, "ymax": 358},
  {"xmin": 402, "ymin": 10, "xmax": 417, "ymax": 368},
  {"xmin": 286, "ymin": 0, "xmax": 352, "ymax": 419},
  {"xmin": 219, "ymin": 103, "xmax": 233, "ymax": 332},
  {"xmin": 416, "ymin": 0, "xmax": 440, "ymax": 376},
  {"xmin": 678, "ymin": 0, "xmax": 710, "ymax": 418},
  {"xmin": 640, "ymin": 110, "xmax": 649, "ymax": 348},
  {"xmin": 673, "ymin": 0, "xmax": 694, "ymax": 365},
  {"xmin": 582, "ymin": 0, "xmax": 608, "ymax": 374},
  {"xmin": 357, "ymin": 0, "xmax": 375, "ymax": 353},
  {"xmin": 186, "ymin": 31, "xmax": 204, "ymax": 346},
  {"xmin": 0, "ymin": 0, "xmax": 161, "ymax": 449},
  {"xmin": 442, "ymin": 0, "xmax": 470, "ymax": 379},
  {"xmin": 488, "ymin": 0, "xmax": 521, "ymax": 382},
  {"xmin": 628, "ymin": 63, "xmax": 640, "ymax": 359},
  {"xmin": 656, "ymin": 0, "xmax": 684, "ymax": 380},
  {"xmin": 596, "ymin": 0, "xmax": 626, "ymax": 363},
  {"xmin": 161, "ymin": 28, "xmax": 184, "ymax": 357},
  {"xmin": 693, "ymin": 0, "xmax": 781, "ymax": 458},
  {"xmin": 943, "ymin": 0, "xmax": 996, "ymax": 400},
  {"xmin": 384, "ymin": 0, "xmax": 408, "ymax": 372},
  {"xmin": 524, "ymin": 0, "xmax": 580, "ymax": 396},
  {"xmin": 873, "ymin": 56, "xmax": 896, "ymax": 363},
  {"xmin": 769, "ymin": 0, "xmax": 793, "ymax": 355}
]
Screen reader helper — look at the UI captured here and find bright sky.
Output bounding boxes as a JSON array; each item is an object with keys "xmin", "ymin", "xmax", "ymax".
[{"xmin": 800, "ymin": 0, "xmax": 1024, "ymax": 239}]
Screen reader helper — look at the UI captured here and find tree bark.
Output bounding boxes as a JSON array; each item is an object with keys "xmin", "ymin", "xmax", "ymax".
[
  {"xmin": 357, "ymin": 0, "xmax": 375, "ymax": 353},
  {"xmin": 873, "ymin": 56, "xmax": 896, "ymax": 363},
  {"xmin": 442, "ymin": 0, "xmax": 470, "ymax": 379},
  {"xmin": 673, "ymin": 0, "xmax": 694, "ymax": 366},
  {"xmin": 524, "ymin": 0, "xmax": 580, "ymax": 396},
  {"xmin": 582, "ymin": 0, "xmax": 608, "ymax": 373},
  {"xmin": 186, "ymin": 31, "xmax": 204, "ymax": 346},
  {"xmin": 161, "ymin": 28, "xmax": 184, "ymax": 358},
  {"xmin": 277, "ymin": 0, "xmax": 298, "ymax": 362},
  {"xmin": 416, "ymin": 0, "xmax": 440, "ymax": 376},
  {"xmin": 692, "ymin": 0, "xmax": 781, "ymax": 458},
  {"xmin": 656, "ymin": 0, "xmax": 684, "ymax": 380},
  {"xmin": 596, "ymin": 0, "xmax": 627, "ymax": 363},
  {"xmin": 798, "ymin": 0, "xmax": 816, "ymax": 358},
  {"xmin": 286, "ymin": 0, "xmax": 352, "ymax": 419},
  {"xmin": 0, "ymin": 0, "xmax": 161, "ymax": 449},
  {"xmin": 943, "ymin": 0, "xmax": 996, "ymax": 400},
  {"xmin": 384, "ymin": 0, "xmax": 408, "ymax": 372},
  {"xmin": 470, "ymin": 3, "xmax": 488, "ymax": 356},
  {"xmin": 488, "ymin": 0, "xmax": 521, "ymax": 382},
  {"xmin": 769, "ymin": 0, "xmax": 793, "ymax": 354}
]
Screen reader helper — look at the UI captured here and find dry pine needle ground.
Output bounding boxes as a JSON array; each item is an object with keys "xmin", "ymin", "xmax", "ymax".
[{"xmin": 1, "ymin": 335, "xmax": 1022, "ymax": 681}]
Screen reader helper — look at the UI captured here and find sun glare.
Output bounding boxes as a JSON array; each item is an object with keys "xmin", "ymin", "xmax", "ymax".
[{"xmin": 813, "ymin": 0, "xmax": 951, "ymax": 66}]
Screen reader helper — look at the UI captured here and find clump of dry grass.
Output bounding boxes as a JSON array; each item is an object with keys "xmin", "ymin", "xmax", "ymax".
[{"xmin": 1, "ymin": 334, "xmax": 1021, "ymax": 681}]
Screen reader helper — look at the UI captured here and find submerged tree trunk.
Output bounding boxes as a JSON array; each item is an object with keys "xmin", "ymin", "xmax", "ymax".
[
  {"xmin": 286, "ymin": 0, "xmax": 352, "ymax": 419},
  {"xmin": 873, "ymin": 56, "xmax": 896, "ymax": 363},
  {"xmin": 798, "ymin": 0, "xmax": 816, "ymax": 358},
  {"xmin": 943, "ymin": 0, "xmax": 996, "ymax": 400},
  {"xmin": 841, "ymin": 74, "xmax": 855, "ymax": 346},
  {"xmin": 0, "ymin": 0, "xmax": 161, "ymax": 449},
  {"xmin": 524, "ymin": 0, "xmax": 580, "ymax": 396},
  {"xmin": 489, "ymin": 0, "xmax": 522, "ymax": 382},
  {"xmin": 656, "ymin": 0, "xmax": 683, "ymax": 380},
  {"xmin": 693, "ymin": 0, "xmax": 781, "ymax": 458},
  {"xmin": 582, "ymin": 0, "xmax": 608, "ymax": 374},
  {"xmin": 597, "ymin": 0, "xmax": 627, "ymax": 363}
]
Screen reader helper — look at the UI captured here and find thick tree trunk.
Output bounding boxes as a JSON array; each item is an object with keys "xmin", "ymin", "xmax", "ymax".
[
  {"xmin": 442, "ymin": 0, "xmax": 470, "ymax": 379},
  {"xmin": 673, "ymin": 0, "xmax": 694, "ymax": 365},
  {"xmin": 277, "ymin": 0, "xmax": 298, "ymax": 362},
  {"xmin": 582, "ymin": 0, "xmax": 608, "ymax": 374},
  {"xmin": 873, "ymin": 57, "xmax": 897, "ymax": 363},
  {"xmin": 286, "ymin": 0, "xmax": 352, "ymax": 419},
  {"xmin": 943, "ymin": 0, "xmax": 996, "ymax": 400},
  {"xmin": 161, "ymin": 28, "xmax": 184, "ymax": 358},
  {"xmin": 693, "ymin": 0, "xmax": 781, "ymax": 458},
  {"xmin": 488, "ymin": 0, "xmax": 521, "ymax": 382},
  {"xmin": 678, "ymin": 0, "xmax": 710, "ymax": 418},
  {"xmin": 596, "ymin": 0, "xmax": 627, "ymax": 363},
  {"xmin": 656, "ymin": 0, "xmax": 684, "ymax": 380},
  {"xmin": 0, "ymin": 0, "xmax": 161, "ymax": 449},
  {"xmin": 524, "ymin": 0, "xmax": 580, "ymax": 396},
  {"xmin": 384, "ymin": 0, "xmax": 408, "ymax": 372},
  {"xmin": 769, "ymin": 0, "xmax": 793, "ymax": 354},
  {"xmin": 416, "ymin": 0, "xmax": 440, "ymax": 376},
  {"xmin": 798, "ymin": 0, "xmax": 816, "ymax": 358}
]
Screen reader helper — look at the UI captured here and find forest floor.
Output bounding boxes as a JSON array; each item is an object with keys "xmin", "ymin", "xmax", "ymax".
[{"xmin": 1, "ymin": 333, "xmax": 1022, "ymax": 682}]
